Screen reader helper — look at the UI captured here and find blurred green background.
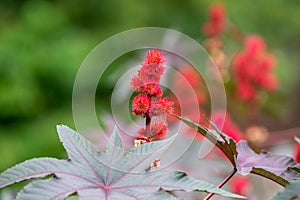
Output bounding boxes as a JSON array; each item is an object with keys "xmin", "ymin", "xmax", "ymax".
[{"xmin": 0, "ymin": 0, "xmax": 300, "ymax": 177}]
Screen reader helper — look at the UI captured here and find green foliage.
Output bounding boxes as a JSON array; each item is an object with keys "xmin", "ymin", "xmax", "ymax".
[
  {"xmin": 0, "ymin": 125, "xmax": 244, "ymax": 199},
  {"xmin": 0, "ymin": 1, "xmax": 300, "ymax": 197},
  {"xmin": 0, "ymin": 0, "xmax": 299, "ymax": 123}
]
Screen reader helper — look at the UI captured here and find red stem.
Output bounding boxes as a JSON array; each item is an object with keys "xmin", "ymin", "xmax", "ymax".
[
  {"xmin": 145, "ymin": 95, "xmax": 152, "ymax": 137},
  {"xmin": 203, "ymin": 168, "xmax": 237, "ymax": 200},
  {"xmin": 145, "ymin": 113, "xmax": 151, "ymax": 137}
]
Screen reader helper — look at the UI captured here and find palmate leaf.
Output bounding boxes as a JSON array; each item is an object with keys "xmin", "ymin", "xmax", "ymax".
[
  {"xmin": 176, "ymin": 114, "xmax": 300, "ymax": 187},
  {"xmin": 236, "ymin": 141, "xmax": 300, "ymax": 186},
  {"xmin": 0, "ymin": 125, "xmax": 244, "ymax": 199}
]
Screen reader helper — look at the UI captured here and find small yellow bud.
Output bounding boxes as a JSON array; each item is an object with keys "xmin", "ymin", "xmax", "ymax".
[
  {"xmin": 134, "ymin": 139, "xmax": 141, "ymax": 147},
  {"xmin": 154, "ymin": 161, "xmax": 160, "ymax": 168},
  {"xmin": 153, "ymin": 159, "xmax": 160, "ymax": 168}
]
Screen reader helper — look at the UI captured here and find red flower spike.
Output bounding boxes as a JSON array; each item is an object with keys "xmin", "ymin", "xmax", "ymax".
[
  {"xmin": 140, "ymin": 83, "xmax": 163, "ymax": 97},
  {"xmin": 257, "ymin": 74, "xmax": 278, "ymax": 91},
  {"xmin": 149, "ymin": 97, "xmax": 174, "ymax": 117},
  {"xmin": 260, "ymin": 54, "xmax": 275, "ymax": 71},
  {"xmin": 138, "ymin": 63, "xmax": 164, "ymax": 84},
  {"xmin": 130, "ymin": 49, "xmax": 166, "ymax": 96},
  {"xmin": 237, "ymin": 82, "xmax": 256, "ymax": 101},
  {"xmin": 202, "ymin": 3, "xmax": 226, "ymax": 37},
  {"xmin": 149, "ymin": 103, "xmax": 165, "ymax": 117},
  {"xmin": 131, "ymin": 49, "xmax": 171, "ymax": 171},
  {"xmin": 160, "ymin": 97, "xmax": 174, "ymax": 114},
  {"xmin": 130, "ymin": 75, "xmax": 143, "ymax": 91},
  {"xmin": 151, "ymin": 120, "xmax": 168, "ymax": 140},
  {"xmin": 144, "ymin": 49, "xmax": 166, "ymax": 65},
  {"xmin": 232, "ymin": 35, "xmax": 278, "ymax": 102},
  {"xmin": 245, "ymin": 35, "xmax": 265, "ymax": 56},
  {"xmin": 132, "ymin": 94, "xmax": 150, "ymax": 116},
  {"xmin": 210, "ymin": 4, "xmax": 225, "ymax": 21}
]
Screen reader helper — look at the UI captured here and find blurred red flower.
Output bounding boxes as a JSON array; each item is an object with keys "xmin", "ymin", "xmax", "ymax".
[
  {"xmin": 202, "ymin": 3, "xmax": 227, "ymax": 37},
  {"xmin": 229, "ymin": 175, "xmax": 251, "ymax": 199},
  {"xmin": 211, "ymin": 110, "xmax": 244, "ymax": 142},
  {"xmin": 233, "ymin": 35, "xmax": 278, "ymax": 102}
]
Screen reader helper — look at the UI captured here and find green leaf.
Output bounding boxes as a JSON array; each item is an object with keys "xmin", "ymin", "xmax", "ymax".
[
  {"xmin": 272, "ymin": 179, "xmax": 300, "ymax": 200},
  {"xmin": 0, "ymin": 125, "xmax": 244, "ymax": 199}
]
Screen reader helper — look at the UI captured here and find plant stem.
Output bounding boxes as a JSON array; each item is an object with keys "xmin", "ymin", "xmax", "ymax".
[
  {"xmin": 145, "ymin": 113, "xmax": 151, "ymax": 137},
  {"xmin": 203, "ymin": 168, "xmax": 237, "ymax": 200},
  {"xmin": 145, "ymin": 95, "xmax": 152, "ymax": 137}
]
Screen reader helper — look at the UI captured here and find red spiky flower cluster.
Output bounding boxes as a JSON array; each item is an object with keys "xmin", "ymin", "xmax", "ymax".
[
  {"xmin": 233, "ymin": 35, "xmax": 278, "ymax": 102},
  {"xmin": 131, "ymin": 50, "xmax": 174, "ymax": 149},
  {"xmin": 130, "ymin": 49, "xmax": 165, "ymax": 97},
  {"xmin": 202, "ymin": 3, "xmax": 227, "ymax": 37}
]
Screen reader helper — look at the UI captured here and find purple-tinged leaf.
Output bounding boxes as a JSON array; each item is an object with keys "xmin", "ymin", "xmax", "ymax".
[
  {"xmin": 236, "ymin": 140, "xmax": 300, "ymax": 183},
  {"xmin": 57, "ymin": 125, "xmax": 106, "ymax": 186},
  {"xmin": 176, "ymin": 114, "xmax": 300, "ymax": 187},
  {"xmin": 111, "ymin": 171, "xmax": 241, "ymax": 196},
  {"xmin": 0, "ymin": 125, "xmax": 244, "ymax": 199},
  {"xmin": 16, "ymin": 174, "xmax": 102, "ymax": 200},
  {"xmin": 0, "ymin": 158, "xmax": 98, "ymax": 189}
]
